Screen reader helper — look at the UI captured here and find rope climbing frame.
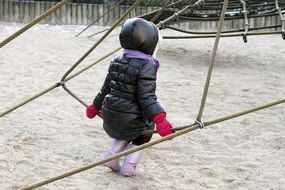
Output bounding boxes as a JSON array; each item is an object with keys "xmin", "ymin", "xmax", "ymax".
[{"xmin": 0, "ymin": 0, "xmax": 284, "ymax": 189}]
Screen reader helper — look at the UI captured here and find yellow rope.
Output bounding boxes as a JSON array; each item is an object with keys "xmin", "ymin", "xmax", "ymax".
[
  {"xmin": 196, "ymin": 0, "xmax": 228, "ymax": 122},
  {"xmin": 0, "ymin": 0, "xmax": 70, "ymax": 48}
]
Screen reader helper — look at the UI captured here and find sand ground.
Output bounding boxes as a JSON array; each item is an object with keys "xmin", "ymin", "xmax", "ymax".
[{"xmin": 0, "ymin": 22, "xmax": 284, "ymax": 190}]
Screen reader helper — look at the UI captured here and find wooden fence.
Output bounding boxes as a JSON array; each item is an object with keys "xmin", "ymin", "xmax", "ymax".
[
  {"xmin": 0, "ymin": 0, "xmax": 158, "ymax": 25},
  {"xmin": 0, "ymin": 0, "xmax": 281, "ymax": 31}
]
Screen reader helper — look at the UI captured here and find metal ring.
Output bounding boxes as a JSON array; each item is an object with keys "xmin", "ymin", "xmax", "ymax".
[
  {"xmin": 195, "ymin": 119, "xmax": 205, "ymax": 129},
  {"xmin": 56, "ymin": 81, "xmax": 65, "ymax": 87}
]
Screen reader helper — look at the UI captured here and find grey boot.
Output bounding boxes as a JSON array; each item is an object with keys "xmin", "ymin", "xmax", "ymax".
[
  {"xmin": 104, "ymin": 139, "xmax": 128, "ymax": 172},
  {"xmin": 120, "ymin": 144, "xmax": 144, "ymax": 176}
]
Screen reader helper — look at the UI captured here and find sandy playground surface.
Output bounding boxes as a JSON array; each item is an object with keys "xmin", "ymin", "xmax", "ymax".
[{"xmin": 0, "ymin": 22, "xmax": 284, "ymax": 190}]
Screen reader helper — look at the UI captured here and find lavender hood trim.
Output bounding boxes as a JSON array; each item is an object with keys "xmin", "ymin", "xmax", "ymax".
[{"xmin": 123, "ymin": 49, "xmax": 160, "ymax": 68}]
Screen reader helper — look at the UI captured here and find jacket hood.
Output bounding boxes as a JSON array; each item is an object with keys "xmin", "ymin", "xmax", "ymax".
[{"xmin": 119, "ymin": 18, "xmax": 159, "ymax": 55}]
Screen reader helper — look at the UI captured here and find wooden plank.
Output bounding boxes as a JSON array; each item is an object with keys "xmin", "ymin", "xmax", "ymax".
[
  {"xmin": 109, "ymin": 4, "xmax": 114, "ymax": 26},
  {"xmin": 87, "ymin": 3, "xmax": 93, "ymax": 25},
  {"xmin": 0, "ymin": 0, "xmax": 3, "ymax": 21},
  {"xmin": 8, "ymin": 0, "xmax": 14, "ymax": 22},
  {"xmin": 4, "ymin": 0, "xmax": 9, "ymax": 21},
  {"xmin": 29, "ymin": 1, "xmax": 35, "ymax": 22},
  {"xmin": 55, "ymin": 2, "xmax": 62, "ymax": 24},
  {"xmin": 19, "ymin": 1, "xmax": 25, "ymax": 22},
  {"xmin": 60, "ymin": 3, "xmax": 66, "ymax": 25},
  {"xmin": 14, "ymin": 1, "xmax": 20, "ymax": 23},
  {"xmin": 93, "ymin": 3, "xmax": 98, "ymax": 24},
  {"xmin": 98, "ymin": 4, "xmax": 103, "ymax": 26},
  {"xmin": 23, "ymin": 1, "xmax": 30, "ymax": 23},
  {"xmin": 78, "ymin": 3, "xmax": 84, "ymax": 25},
  {"xmin": 39, "ymin": 1, "xmax": 45, "ymax": 23},
  {"xmin": 34, "ymin": 1, "xmax": 40, "ymax": 18},
  {"xmin": 103, "ymin": 4, "xmax": 107, "ymax": 26},
  {"xmin": 82, "ymin": 3, "xmax": 88, "ymax": 25},
  {"xmin": 46, "ymin": 2, "xmax": 52, "ymax": 24},
  {"xmin": 249, "ymin": 17, "xmax": 254, "ymax": 29},
  {"xmin": 50, "ymin": 2, "xmax": 56, "ymax": 24},
  {"xmin": 107, "ymin": 4, "xmax": 110, "ymax": 26},
  {"xmin": 71, "ymin": 3, "xmax": 77, "ymax": 25},
  {"xmin": 66, "ymin": 3, "xmax": 72, "ymax": 25}
]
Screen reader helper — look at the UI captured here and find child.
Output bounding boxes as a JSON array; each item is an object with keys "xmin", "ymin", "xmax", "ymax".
[{"xmin": 86, "ymin": 18, "xmax": 174, "ymax": 176}]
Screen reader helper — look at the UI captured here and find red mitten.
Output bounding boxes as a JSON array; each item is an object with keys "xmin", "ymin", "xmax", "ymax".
[
  {"xmin": 86, "ymin": 104, "xmax": 99, "ymax": 119},
  {"xmin": 152, "ymin": 112, "xmax": 174, "ymax": 137}
]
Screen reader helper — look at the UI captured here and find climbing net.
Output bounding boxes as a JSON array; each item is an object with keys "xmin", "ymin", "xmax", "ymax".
[
  {"xmin": 0, "ymin": 0, "xmax": 284, "ymax": 189},
  {"xmin": 160, "ymin": 0, "xmax": 285, "ymax": 41}
]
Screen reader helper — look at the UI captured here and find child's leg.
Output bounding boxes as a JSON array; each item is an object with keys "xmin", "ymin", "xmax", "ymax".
[
  {"xmin": 120, "ymin": 134, "xmax": 152, "ymax": 176},
  {"xmin": 104, "ymin": 139, "xmax": 128, "ymax": 172}
]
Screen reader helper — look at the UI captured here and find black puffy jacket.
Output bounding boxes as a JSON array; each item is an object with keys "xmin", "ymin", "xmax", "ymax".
[{"xmin": 93, "ymin": 56, "xmax": 165, "ymax": 140}]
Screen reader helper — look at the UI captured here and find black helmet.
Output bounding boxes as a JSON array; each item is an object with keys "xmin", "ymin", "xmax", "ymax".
[{"xmin": 119, "ymin": 18, "xmax": 159, "ymax": 55}]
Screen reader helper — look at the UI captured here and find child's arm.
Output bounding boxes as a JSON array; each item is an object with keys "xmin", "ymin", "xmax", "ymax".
[
  {"xmin": 137, "ymin": 63, "xmax": 173, "ymax": 137},
  {"xmin": 137, "ymin": 63, "xmax": 164, "ymax": 119},
  {"xmin": 86, "ymin": 73, "xmax": 111, "ymax": 119},
  {"xmin": 93, "ymin": 73, "xmax": 111, "ymax": 110}
]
